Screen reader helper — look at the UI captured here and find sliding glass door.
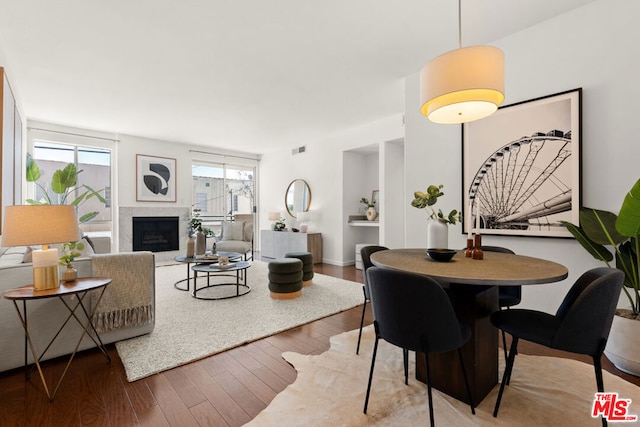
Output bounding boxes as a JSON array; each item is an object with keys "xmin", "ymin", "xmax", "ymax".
[{"xmin": 192, "ymin": 161, "xmax": 255, "ymax": 234}]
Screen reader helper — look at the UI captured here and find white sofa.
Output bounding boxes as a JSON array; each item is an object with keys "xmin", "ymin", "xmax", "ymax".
[{"xmin": 0, "ymin": 249, "xmax": 155, "ymax": 373}]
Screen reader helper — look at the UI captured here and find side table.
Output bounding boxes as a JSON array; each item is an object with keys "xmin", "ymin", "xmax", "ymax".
[{"xmin": 2, "ymin": 277, "xmax": 112, "ymax": 401}]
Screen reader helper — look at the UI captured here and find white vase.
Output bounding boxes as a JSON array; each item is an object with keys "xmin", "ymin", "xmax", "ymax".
[
  {"xmin": 366, "ymin": 207, "xmax": 378, "ymax": 221},
  {"xmin": 427, "ymin": 219, "xmax": 448, "ymax": 249}
]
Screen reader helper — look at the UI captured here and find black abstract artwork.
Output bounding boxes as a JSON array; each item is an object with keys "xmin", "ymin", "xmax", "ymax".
[
  {"xmin": 144, "ymin": 163, "xmax": 171, "ymax": 195},
  {"xmin": 136, "ymin": 154, "xmax": 176, "ymax": 202}
]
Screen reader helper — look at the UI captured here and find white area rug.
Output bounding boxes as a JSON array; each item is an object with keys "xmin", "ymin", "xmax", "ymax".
[
  {"xmin": 246, "ymin": 325, "xmax": 640, "ymax": 426},
  {"xmin": 115, "ymin": 261, "xmax": 364, "ymax": 382}
]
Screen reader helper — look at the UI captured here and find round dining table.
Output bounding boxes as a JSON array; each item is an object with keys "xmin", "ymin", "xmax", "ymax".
[{"xmin": 370, "ymin": 248, "xmax": 568, "ymax": 404}]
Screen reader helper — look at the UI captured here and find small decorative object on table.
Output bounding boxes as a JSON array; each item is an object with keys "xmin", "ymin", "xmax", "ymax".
[
  {"xmin": 426, "ymin": 248, "xmax": 457, "ymax": 262},
  {"xmin": 471, "ymin": 198, "xmax": 483, "ymax": 260},
  {"xmin": 186, "ymin": 235, "xmax": 195, "ymax": 257},
  {"xmin": 59, "ymin": 241, "xmax": 85, "ymax": 282},
  {"xmin": 274, "ymin": 217, "xmax": 287, "ymax": 231}
]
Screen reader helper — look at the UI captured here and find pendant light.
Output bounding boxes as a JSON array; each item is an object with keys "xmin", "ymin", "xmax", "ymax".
[{"xmin": 420, "ymin": 0, "xmax": 504, "ymax": 124}]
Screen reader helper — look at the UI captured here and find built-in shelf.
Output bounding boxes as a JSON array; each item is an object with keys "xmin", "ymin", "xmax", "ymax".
[{"xmin": 349, "ymin": 220, "xmax": 379, "ymax": 227}]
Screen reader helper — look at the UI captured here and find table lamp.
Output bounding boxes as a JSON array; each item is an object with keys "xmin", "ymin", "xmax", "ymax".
[
  {"xmin": 268, "ymin": 211, "xmax": 280, "ymax": 230},
  {"xmin": 2, "ymin": 205, "xmax": 80, "ymax": 291}
]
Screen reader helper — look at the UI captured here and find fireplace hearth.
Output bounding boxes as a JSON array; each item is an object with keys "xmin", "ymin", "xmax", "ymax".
[{"xmin": 133, "ymin": 216, "xmax": 179, "ymax": 252}]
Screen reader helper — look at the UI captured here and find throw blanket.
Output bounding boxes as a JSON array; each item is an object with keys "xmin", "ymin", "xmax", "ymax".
[{"xmin": 91, "ymin": 252, "xmax": 154, "ymax": 333}]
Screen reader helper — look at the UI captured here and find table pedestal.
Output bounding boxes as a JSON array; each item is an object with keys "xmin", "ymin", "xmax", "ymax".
[{"xmin": 416, "ymin": 284, "xmax": 498, "ymax": 404}]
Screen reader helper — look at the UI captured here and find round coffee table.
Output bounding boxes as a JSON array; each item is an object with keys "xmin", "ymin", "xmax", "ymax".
[
  {"xmin": 173, "ymin": 252, "xmax": 243, "ymax": 292},
  {"xmin": 191, "ymin": 261, "xmax": 251, "ymax": 300}
]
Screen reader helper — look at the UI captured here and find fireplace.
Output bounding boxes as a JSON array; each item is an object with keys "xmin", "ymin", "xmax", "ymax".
[{"xmin": 132, "ymin": 216, "xmax": 179, "ymax": 252}]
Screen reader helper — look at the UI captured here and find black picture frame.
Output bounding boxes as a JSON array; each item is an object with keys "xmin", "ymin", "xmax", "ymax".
[{"xmin": 462, "ymin": 88, "xmax": 582, "ymax": 238}]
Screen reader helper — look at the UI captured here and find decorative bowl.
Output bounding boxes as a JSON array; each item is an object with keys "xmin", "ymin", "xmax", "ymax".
[{"xmin": 427, "ymin": 248, "xmax": 457, "ymax": 262}]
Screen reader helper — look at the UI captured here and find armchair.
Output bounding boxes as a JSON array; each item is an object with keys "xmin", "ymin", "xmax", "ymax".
[{"xmin": 215, "ymin": 220, "xmax": 254, "ymax": 260}]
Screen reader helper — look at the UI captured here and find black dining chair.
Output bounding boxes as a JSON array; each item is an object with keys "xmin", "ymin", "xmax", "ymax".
[
  {"xmin": 356, "ymin": 245, "xmax": 388, "ymax": 355},
  {"xmin": 480, "ymin": 246, "xmax": 522, "ymax": 363},
  {"xmin": 364, "ymin": 267, "xmax": 475, "ymax": 426},
  {"xmin": 491, "ymin": 267, "xmax": 624, "ymax": 426}
]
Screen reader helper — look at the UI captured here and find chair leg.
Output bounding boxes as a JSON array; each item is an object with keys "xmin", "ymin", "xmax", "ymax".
[
  {"xmin": 493, "ymin": 337, "xmax": 519, "ymax": 418},
  {"xmin": 593, "ymin": 355, "xmax": 608, "ymax": 427},
  {"xmin": 424, "ymin": 351, "xmax": 435, "ymax": 427},
  {"xmin": 501, "ymin": 329, "xmax": 509, "ymax": 364},
  {"xmin": 356, "ymin": 287, "xmax": 367, "ymax": 355},
  {"xmin": 458, "ymin": 348, "xmax": 475, "ymax": 415},
  {"xmin": 363, "ymin": 336, "xmax": 380, "ymax": 414},
  {"xmin": 403, "ymin": 348, "xmax": 409, "ymax": 385}
]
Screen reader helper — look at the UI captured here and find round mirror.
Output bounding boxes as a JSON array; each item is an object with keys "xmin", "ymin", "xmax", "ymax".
[{"xmin": 285, "ymin": 179, "xmax": 311, "ymax": 217}]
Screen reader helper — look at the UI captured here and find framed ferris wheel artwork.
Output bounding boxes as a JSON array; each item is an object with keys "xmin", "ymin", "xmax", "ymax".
[{"xmin": 462, "ymin": 88, "xmax": 582, "ymax": 238}]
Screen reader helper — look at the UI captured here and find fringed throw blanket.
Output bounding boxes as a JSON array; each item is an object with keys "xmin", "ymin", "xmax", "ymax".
[{"xmin": 91, "ymin": 252, "xmax": 155, "ymax": 333}]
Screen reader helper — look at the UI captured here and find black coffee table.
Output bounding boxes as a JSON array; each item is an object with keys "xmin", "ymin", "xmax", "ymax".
[
  {"xmin": 173, "ymin": 252, "xmax": 243, "ymax": 292},
  {"xmin": 191, "ymin": 261, "xmax": 251, "ymax": 300}
]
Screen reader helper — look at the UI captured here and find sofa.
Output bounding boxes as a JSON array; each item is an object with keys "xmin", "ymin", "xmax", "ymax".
[{"xmin": 0, "ymin": 247, "xmax": 155, "ymax": 373}]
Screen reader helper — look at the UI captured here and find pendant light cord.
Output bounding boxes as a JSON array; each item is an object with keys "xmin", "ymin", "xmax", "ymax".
[{"xmin": 458, "ymin": 0, "xmax": 462, "ymax": 48}]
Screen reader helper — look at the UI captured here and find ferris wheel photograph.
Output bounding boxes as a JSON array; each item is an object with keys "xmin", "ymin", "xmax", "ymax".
[{"xmin": 462, "ymin": 88, "xmax": 582, "ymax": 238}]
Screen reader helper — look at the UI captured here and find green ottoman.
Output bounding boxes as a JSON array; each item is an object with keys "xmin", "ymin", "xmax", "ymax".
[
  {"xmin": 268, "ymin": 258, "xmax": 303, "ymax": 299},
  {"xmin": 285, "ymin": 251, "xmax": 314, "ymax": 287}
]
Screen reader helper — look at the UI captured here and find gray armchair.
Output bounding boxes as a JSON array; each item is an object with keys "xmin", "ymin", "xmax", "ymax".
[{"xmin": 215, "ymin": 220, "xmax": 254, "ymax": 260}]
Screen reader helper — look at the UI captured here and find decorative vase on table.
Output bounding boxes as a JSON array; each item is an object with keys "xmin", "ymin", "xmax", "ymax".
[
  {"xmin": 195, "ymin": 231, "xmax": 206, "ymax": 255},
  {"xmin": 427, "ymin": 219, "xmax": 448, "ymax": 249},
  {"xmin": 63, "ymin": 265, "xmax": 77, "ymax": 282},
  {"xmin": 186, "ymin": 235, "xmax": 195, "ymax": 258},
  {"xmin": 366, "ymin": 207, "xmax": 378, "ymax": 221}
]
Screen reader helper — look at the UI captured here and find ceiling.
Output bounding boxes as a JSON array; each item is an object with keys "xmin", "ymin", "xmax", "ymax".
[{"xmin": 0, "ymin": 0, "xmax": 597, "ymax": 155}]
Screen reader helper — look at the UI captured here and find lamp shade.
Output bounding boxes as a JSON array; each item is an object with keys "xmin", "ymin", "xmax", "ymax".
[
  {"xmin": 2, "ymin": 205, "xmax": 80, "ymax": 247},
  {"xmin": 420, "ymin": 45, "xmax": 504, "ymax": 124},
  {"xmin": 268, "ymin": 211, "xmax": 280, "ymax": 221}
]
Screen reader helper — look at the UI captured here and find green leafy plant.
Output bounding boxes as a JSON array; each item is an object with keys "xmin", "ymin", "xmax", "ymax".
[
  {"xmin": 411, "ymin": 184, "xmax": 461, "ymax": 225},
  {"xmin": 26, "ymin": 153, "xmax": 106, "ymax": 223},
  {"xmin": 58, "ymin": 241, "xmax": 85, "ymax": 267},
  {"xmin": 188, "ymin": 208, "xmax": 214, "ymax": 236},
  {"xmin": 274, "ymin": 217, "xmax": 286, "ymax": 231},
  {"xmin": 561, "ymin": 178, "xmax": 640, "ymax": 317},
  {"xmin": 360, "ymin": 197, "xmax": 375, "ymax": 210}
]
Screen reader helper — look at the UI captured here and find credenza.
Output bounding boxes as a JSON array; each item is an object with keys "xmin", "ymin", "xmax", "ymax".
[{"xmin": 260, "ymin": 230, "xmax": 322, "ymax": 263}]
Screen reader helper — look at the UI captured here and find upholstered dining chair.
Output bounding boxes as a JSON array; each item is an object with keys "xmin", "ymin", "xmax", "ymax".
[
  {"xmin": 364, "ymin": 267, "xmax": 475, "ymax": 426},
  {"xmin": 491, "ymin": 267, "xmax": 624, "ymax": 426},
  {"xmin": 480, "ymin": 246, "xmax": 521, "ymax": 362},
  {"xmin": 356, "ymin": 245, "xmax": 388, "ymax": 355}
]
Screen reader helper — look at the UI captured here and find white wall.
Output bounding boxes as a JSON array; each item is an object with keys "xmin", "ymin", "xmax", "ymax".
[
  {"xmin": 404, "ymin": 0, "xmax": 640, "ymax": 313},
  {"xmin": 259, "ymin": 114, "xmax": 404, "ymax": 265}
]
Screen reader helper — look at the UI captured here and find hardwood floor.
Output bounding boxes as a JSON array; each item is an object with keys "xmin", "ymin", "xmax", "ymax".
[{"xmin": 0, "ymin": 262, "xmax": 637, "ymax": 426}]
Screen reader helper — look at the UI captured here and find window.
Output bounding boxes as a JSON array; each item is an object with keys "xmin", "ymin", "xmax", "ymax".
[{"xmin": 32, "ymin": 140, "xmax": 112, "ymax": 235}]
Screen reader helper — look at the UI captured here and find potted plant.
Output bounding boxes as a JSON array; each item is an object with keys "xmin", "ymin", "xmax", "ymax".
[
  {"xmin": 58, "ymin": 241, "xmax": 85, "ymax": 282},
  {"xmin": 411, "ymin": 184, "xmax": 461, "ymax": 249},
  {"xmin": 360, "ymin": 197, "xmax": 377, "ymax": 221},
  {"xmin": 561, "ymin": 178, "xmax": 640, "ymax": 375},
  {"xmin": 188, "ymin": 208, "xmax": 215, "ymax": 255},
  {"xmin": 274, "ymin": 217, "xmax": 287, "ymax": 231}
]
